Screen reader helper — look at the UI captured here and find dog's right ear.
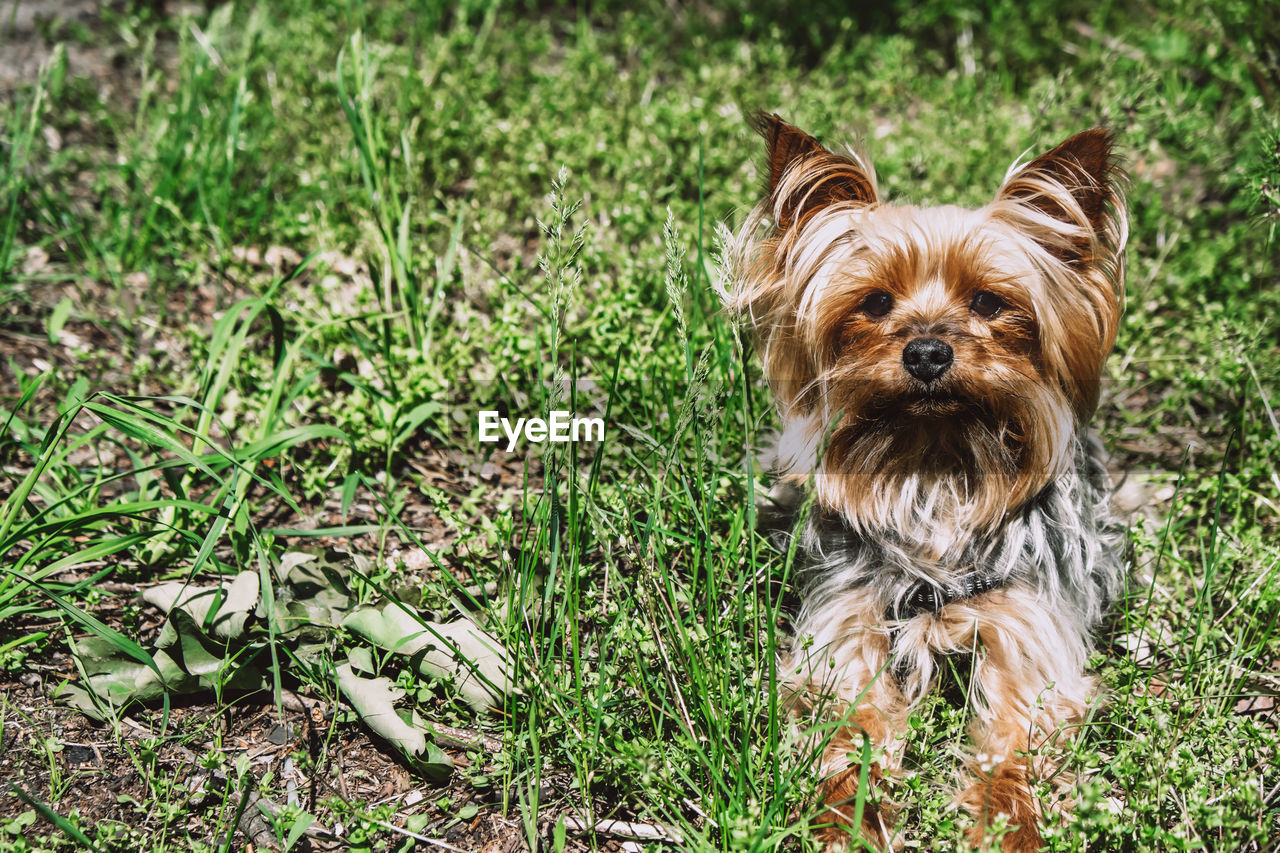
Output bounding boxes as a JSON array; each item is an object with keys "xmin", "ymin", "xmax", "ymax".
[{"xmin": 751, "ymin": 112, "xmax": 877, "ymax": 230}]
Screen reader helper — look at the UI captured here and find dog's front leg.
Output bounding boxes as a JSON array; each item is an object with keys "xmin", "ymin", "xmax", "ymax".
[
  {"xmin": 786, "ymin": 590, "xmax": 910, "ymax": 850},
  {"xmin": 955, "ymin": 590, "xmax": 1096, "ymax": 852}
]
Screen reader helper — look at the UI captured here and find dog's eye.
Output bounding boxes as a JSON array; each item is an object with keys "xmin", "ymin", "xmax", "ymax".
[
  {"xmin": 861, "ymin": 291, "xmax": 894, "ymax": 318},
  {"xmin": 970, "ymin": 290, "xmax": 1004, "ymax": 318}
]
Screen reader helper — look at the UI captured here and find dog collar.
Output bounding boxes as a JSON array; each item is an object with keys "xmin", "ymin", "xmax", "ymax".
[{"xmin": 889, "ymin": 570, "xmax": 1005, "ymax": 621}]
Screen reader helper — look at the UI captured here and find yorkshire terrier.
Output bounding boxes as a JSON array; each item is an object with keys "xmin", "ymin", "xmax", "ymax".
[{"xmin": 726, "ymin": 114, "xmax": 1127, "ymax": 850}]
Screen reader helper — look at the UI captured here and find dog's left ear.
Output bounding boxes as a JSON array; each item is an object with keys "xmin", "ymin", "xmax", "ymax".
[
  {"xmin": 995, "ymin": 129, "xmax": 1122, "ymax": 263},
  {"xmin": 995, "ymin": 130, "xmax": 1126, "ymax": 417},
  {"xmin": 752, "ymin": 112, "xmax": 878, "ymax": 230}
]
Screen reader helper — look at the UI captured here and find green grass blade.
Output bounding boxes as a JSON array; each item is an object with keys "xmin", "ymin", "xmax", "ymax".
[{"xmin": 8, "ymin": 782, "xmax": 98, "ymax": 851}]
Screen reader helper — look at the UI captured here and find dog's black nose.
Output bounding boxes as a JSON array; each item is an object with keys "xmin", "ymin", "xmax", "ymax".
[{"xmin": 902, "ymin": 337, "xmax": 953, "ymax": 382}]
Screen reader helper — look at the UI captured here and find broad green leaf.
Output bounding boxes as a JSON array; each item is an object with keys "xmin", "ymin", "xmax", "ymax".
[
  {"xmin": 143, "ymin": 570, "xmax": 259, "ymax": 641},
  {"xmin": 284, "ymin": 811, "xmax": 315, "ymax": 850},
  {"xmin": 347, "ymin": 644, "xmax": 375, "ymax": 675},
  {"xmin": 56, "ymin": 636, "xmax": 181, "ymax": 715},
  {"xmin": 342, "ymin": 603, "xmax": 510, "ymax": 713},
  {"xmin": 335, "ymin": 662, "xmax": 452, "ymax": 781},
  {"xmin": 273, "ymin": 551, "xmax": 352, "ymax": 634},
  {"xmin": 46, "ymin": 296, "xmax": 71, "ymax": 345},
  {"xmin": 277, "ymin": 551, "xmax": 318, "ymax": 583},
  {"xmin": 167, "ymin": 609, "xmax": 232, "ymax": 677}
]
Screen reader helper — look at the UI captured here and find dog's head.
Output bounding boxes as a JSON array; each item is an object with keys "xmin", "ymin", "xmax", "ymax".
[{"xmin": 730, "ymin": 115, "xmax": 1126, "ymax": 533}]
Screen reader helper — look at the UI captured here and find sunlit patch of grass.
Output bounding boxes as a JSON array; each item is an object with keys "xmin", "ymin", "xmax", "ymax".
[{"xmin": 0, "ymin": 0, "xmax": 1276, "ymax": 849}]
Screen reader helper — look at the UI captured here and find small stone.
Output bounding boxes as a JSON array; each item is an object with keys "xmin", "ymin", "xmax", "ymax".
[
  {"xmin": 64, "ymin": 745, "xmax": 96, "ymax": 765},
  {"xmin": 266, "ymin": 724, "xmax": 293, "ymax": 745},
  {"xmin": 21, "ymin": 246, "xmax": 48, "ymax": 275}
]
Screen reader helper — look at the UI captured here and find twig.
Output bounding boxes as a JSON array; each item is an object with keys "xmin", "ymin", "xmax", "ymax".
[
  {"xmin": 282, "ymin": 689, "xmax": 329, "ymax": 720},
  {"xmin": 561, "ymin": 815, "xmax": 684, "ymax": 843},
  {"xmin": 212, "ymin": 773, "xmax": 335, "ymax": 848},
  {"xmin": 335, "ymin": 745, "xmax": 352, "ymax": 802},
  {"xmin": 366, "ymin": 818, "xmax": 469, "ymax": 851},
  {"xmin": 234, "ymin": 788, "xmax": 284, "ymax": 851},
  {"xmin": 429, "ymin": 722, "xmax": 501, "ymax": 754}
]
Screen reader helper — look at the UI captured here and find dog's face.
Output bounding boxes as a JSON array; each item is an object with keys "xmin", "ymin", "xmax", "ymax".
[{"xmin": 732, "ymin": 116, "xmax": 1126, "ymax": 534}]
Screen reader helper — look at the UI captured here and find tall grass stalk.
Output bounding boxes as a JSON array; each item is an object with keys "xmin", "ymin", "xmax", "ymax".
[
  {"xmin": 0, "ymin": 46, "xmax": 64, "ymax": 280},
  {"xmin": 336, "ymin": 32, "xmax": 435, "ymax": 354}
]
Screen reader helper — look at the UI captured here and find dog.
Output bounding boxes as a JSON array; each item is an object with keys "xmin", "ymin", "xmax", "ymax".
[{"xmin": 725, "ymin": 114, "xmax": 1127, "ymax": 850}]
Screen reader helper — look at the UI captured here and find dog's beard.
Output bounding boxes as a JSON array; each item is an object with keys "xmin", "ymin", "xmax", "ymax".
[{"xmin": 798, "ymin": 373, "xmax": 1076, "ymax": 551}]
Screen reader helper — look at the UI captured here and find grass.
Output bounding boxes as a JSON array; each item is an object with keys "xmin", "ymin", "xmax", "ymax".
[{"xmin": 0, "ymin": 0, "xmax": 1277, "ymax": 850}]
